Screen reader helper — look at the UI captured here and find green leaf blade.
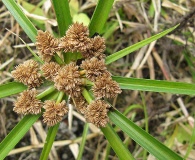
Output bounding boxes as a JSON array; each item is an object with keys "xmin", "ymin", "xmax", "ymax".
[
  {"xmin": 51, "ymin": 0, "xmax": 72, "ymax": 36},
  {"xmin": 89, "ymin": 0, "xmax": 114, "ymax": 36},
  {"xmin": 0, "ymin": 82, "xmax": 27, "ymax": 98},
  {"xmin": 2, "ymin": 0, "xmax": 37, "ymax": 42},
  {"xmin": 109, "ymin": 109, "xmax": 183, "ymax": 160},
  {"xmin": 113, "ymin": 76, "xmax": 195, "ymax": 95},
  {"xmin": 101, "ymin": 124, "xmax": 135, "ymax": 160},
  {"xmin": 105, "ymin": 24, "xmax": 179, "ymax": 65},
  {"xmin": 0, "ymin": 114, "xmax": 41, "ymax": 160}
]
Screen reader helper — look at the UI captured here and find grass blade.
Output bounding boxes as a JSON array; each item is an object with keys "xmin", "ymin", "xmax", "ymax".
[
  {"xmin": 76, "ymin": 123, "xmax": 89, "ymax": 160},
  {"xmin": 105, "ymin": 24, "xmax": 179, "ymax": 64},
  {"xmin": 113, "ymin": 76, "xmax": 195, "ymax": 95},
  {"xmin": 0, "ymin": 114, "xmax": 41, "ymax": 160},
  {"xmin": 101, "ymin": 124, "xmax": 135, "ymax": 160},
  {"xmin": 40, "ymin": 123, "xmax": 60, "ymax": 160},
  {"xmin": 0, "ymin": 82, "xmax": 27, "ymax": 98},
  {"xmin": 51, "ymin": 0, "xmax": 72, "ymax": 36},
  {"xmin": 89, "ymin": 0, "xmax": 114, "ymax": 36},
  {"xmin": 109, "ymin": 109, "xmax": 183, "ymax": 160},
  {"xmin": 2, "ymin": 0, "xmax": 37, "ymax": 42}
]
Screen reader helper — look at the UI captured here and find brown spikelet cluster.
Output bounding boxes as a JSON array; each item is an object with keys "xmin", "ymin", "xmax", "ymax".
[
  {"xmin": 13, "ymin": 89, "xmax": 42, "ymax": 115},
  {"xmin": 36, "ymin": 30, "xmax": 59, "ymax": 62},
  {"xmin": 43, "ymin": 100, "xmax": 68, "ymax": 126},
  {"xmin": 71, "ymin": 96, "xmax": 88, "ymax": 114},
  {"xmin": 54, "ymin": 62, "xmax": 82, "ymax": 97},
  {"xmin": 59, "ymin": 22, "xmax": 91, "ymax": 53},
  {"xmin": 81, "ymin": 57, "xmax": 110, "ymax": 81},
  {"xmin": 92, "ymin": 74, "xmax": 122, "ymax": 99},
  {"xmin": 41, "ymin": 62, "xmax": 60, "ymax": 81},
  {"xmin": 11, "ymin": 60, "xmax": 42, "ymax": 88},
  {"xmin": 12, "ymin": 22, "xmax": 122, "ymax": 128},
  {"xmin": 85, "ymin": 100, "xmax": 110, "ymax": 127},
  {"xmin": 82, "ymin": 36, "xmax": 106, "ymax": 59}
]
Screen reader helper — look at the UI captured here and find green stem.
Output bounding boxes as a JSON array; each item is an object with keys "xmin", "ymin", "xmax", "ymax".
[
  {"xmin": 82, "ymin": 88, "xmax": 93, "ymax": 103},
  {"xmin": 40, "ymin": 123, "xmax": 60, "ymax": 160},
  {"xmin": 56, "ymin": 91, "xmax": 64, "ymax": 103},
  {"xmin": 36, "ymin": 86, "xmax": 56, "ymax": 99},
  {"xmin": 76, "ymin": 123, "xmax": 89, "ymax": 160}
]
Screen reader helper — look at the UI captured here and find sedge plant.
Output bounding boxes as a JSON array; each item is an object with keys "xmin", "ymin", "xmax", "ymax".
[{"xmin": 0, "ymin": 0, "xmax": 194, "ymax": 160}]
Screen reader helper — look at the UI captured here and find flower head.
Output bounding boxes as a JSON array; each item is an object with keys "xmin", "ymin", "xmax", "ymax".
[
  {"xmin": 59, "ymin": 22, "xmax": 91, "ymax": 53},
  {"xmin": 85, "ymin": 100, "xmax": 110, "ymax": 127},
  {"xmin": 54, "ymin": 62, "xmax": 82, "ymax": 97},
  {"xmin": 41, "ymin": 62, "xmax": 61, "ymax": 81},
  {"xmin": 13, "ymin": 89, "xmax": 42, "ymax": 115},
  {"xmin": 92, "ymin": 74, "xmax": 122, "ymax": 99},
  {"xmin": 36, "ymin": 30, "xmax": 59, "ymax": 62},
  {"xmin": 81, "ymin": 57, "xmax": 110, "ymax": 81},
  {"xmin": 43, "ymin": 100, "xmax": 68, "ymax": 126},
  {"xmin": 82, "ymin": 36, "xmax": 106, "ymax": 59},
  {"xmin": 11, "ymin": 60, "xmax": 42, "ymax": 88},
  {"xmin": 71, "ymin": 96, "xmax": 88, "ymax": 114}
]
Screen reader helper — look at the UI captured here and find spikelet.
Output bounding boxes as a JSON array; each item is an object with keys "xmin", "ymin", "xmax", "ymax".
[
  {"xmin": 92, "ymin": 74, "xmax": 122, "ymax": 99},
  {"xmin": 11, "ymin": 60, "xmax": 42, "ymax": 88},
  {"xmin": 36, "ymin": 30, "xmax": 59, "ymax": 62},
  {"xmin": 43, "ymin": 100, "xmax": 68, "ymax": 126},
  {"xmin": 13, "ymin": 89, "xmax": 42, "ymax": 115},
  {"xmin": 59, "ymin": 22, "xmax": 91, "ymax": 53},
  {"xmin": 85, "ymin": 100, "xmax": 110, "ymax": 127}
]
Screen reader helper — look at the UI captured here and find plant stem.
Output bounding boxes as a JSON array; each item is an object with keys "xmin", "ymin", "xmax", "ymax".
[{"xmin": 36, "ymin": 86, "xmax": 56, "ymax": 99}]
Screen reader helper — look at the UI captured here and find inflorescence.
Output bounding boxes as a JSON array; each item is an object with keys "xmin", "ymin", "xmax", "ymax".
[{"xmin": 12, "ymin": 22, "xmax": 122, "ymax": 127}]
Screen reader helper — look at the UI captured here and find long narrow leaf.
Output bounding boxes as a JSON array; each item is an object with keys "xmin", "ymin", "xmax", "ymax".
[
  {"xmin": 0, "ymin": 82, "xmax": 27, "ymax": 98},
  {"xmin": 2, "ymin": 0, "xmax": 37, "ymax": 42},
  {"xmin": 109, "ymin": 109, "xmax": 183, "ymax": 160},
  {"xmin": 40, "ymin": 123, "xmax": 60, "ymax": 160},
  {"xmin": 113, "ymin": 76, "xmax": 195, "ymax": 95},
  {"xmin": 51, "ymin": 0, "xmax": 72, "ymax": 36},
  {"xmin": 89, "ymin": 0, "xmax": 114, "ymax": 36},
  {"xmin": 101, "ymin": 124, "xmax": 135, "ymax": 160},
  {"xmin": 105, "ymin": 24, "xmax": 179, "ymax": 64},
  {"xmin": 0, "ymin": 114, "xmax": 41, "ymax": 160}
]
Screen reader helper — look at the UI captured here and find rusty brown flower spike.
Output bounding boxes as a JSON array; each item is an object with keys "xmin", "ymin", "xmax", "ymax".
[
  {"xmin": 82, "ymin": 36, "xmax": 106, "ymax": 59},
  {"xmin": 36, "ymin": 30, "xmax": 59, "ymax": 62},
  {"xmin": 41, "ymin": 62, "xmax": 61, "ymax": 81},
  {"xmin": 85, "ymin": 100, "xmax": 110, "ymax": 127},
  {"xmin": 59, "ymin": 22, "xmax": 91, "ymax": 53},
  {"xmin": 13, "ymin": 89, "xmax": 42, "ymax": 115},
  {"xmin": 54, "ymin": 62, "xmax": 82, "ymax": 97},
  {"xmin": 92, "ymin": 74, "xmax": 122, "ymax": 99},
  {"xmin": 81, "ymin": 57, "xmax": 110, "ymax": 81},
  {"xmin": 43, "ymin": 100, "xmax": 68, "ymax": 126},
  {"xmin": 11, "ymin": 59, "xmax": 42, "ymax": 88}
]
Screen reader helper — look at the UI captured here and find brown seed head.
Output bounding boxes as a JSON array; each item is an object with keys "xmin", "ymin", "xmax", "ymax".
[
  {"xmin": 54, "ymin": 62, "xmax": 82, "ymax": 97},
  {"xmin": 41, "ymin": 62, "xmax": 61, "ymax": 81},
  {"xmin": 92, "ymin": 74, "xmax": 122, "ymax": 99},
  {"xmin": 82, "ymin": 36, "xmax": 106, "ymax": 59},
  {"xmin": 59, "ymin": 22, "xmax": 91, "ymax": 53},
  {"xmin": 36, "ymin": 30, "xmax": 59, "ymax": 62},
  {"xmin": 13, "ymin": 89, "xmax": 42, "ymax": 115},
  {"xmin": 71, "ymin": 96, "xmax": 88, "ymax": 114},
  {"xmin": 85, "ymin": 100, "xmax": 110, "ymax": 127},
  {"xmin": 43, "ymin": 100, "xmax": 68, "ymax": 126},
  {"xmin": 11, "ymin": 60, "xmax": 42, "ymax": 88},
  {"xmin": 81, "ymin": 57, "xmax": 110, "ymax": 81}
]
